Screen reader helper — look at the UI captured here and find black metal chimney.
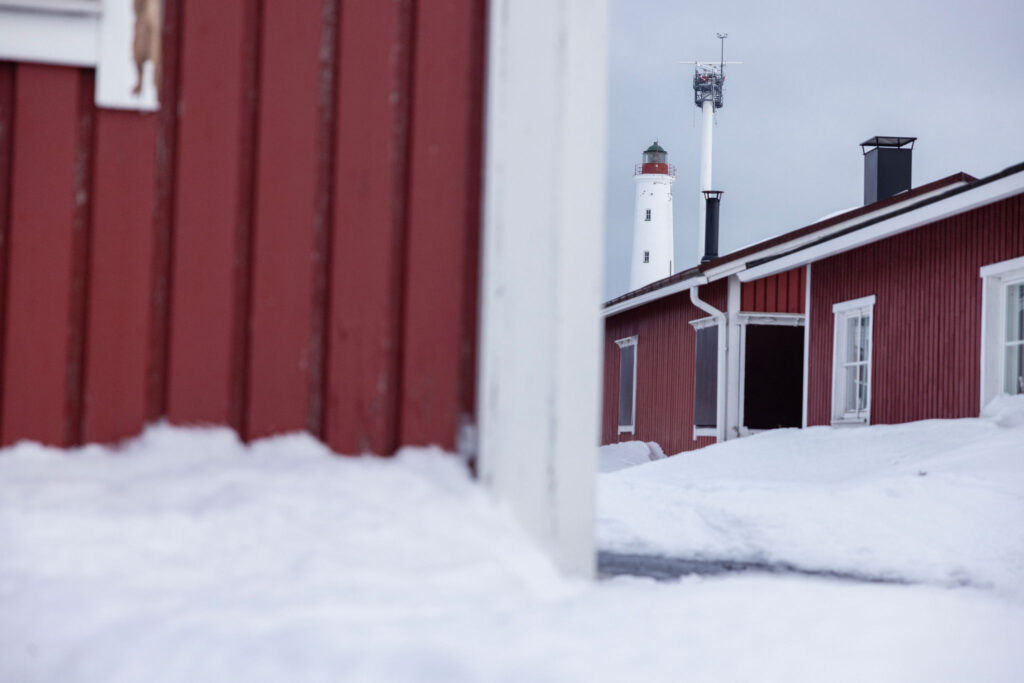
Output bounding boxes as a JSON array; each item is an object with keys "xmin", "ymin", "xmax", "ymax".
[
  {"xmin": 861, "ymin": 136, "xmax": 916, "ymax": 205},
  {"xmin": 701, "ymin": 190, "xmax": 723, "ymax": 263}
]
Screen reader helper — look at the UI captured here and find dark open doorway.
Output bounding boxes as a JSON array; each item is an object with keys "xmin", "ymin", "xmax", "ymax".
[{"xmin": 743, "ymin": 324, "xmax": 804, "ymax": 430}]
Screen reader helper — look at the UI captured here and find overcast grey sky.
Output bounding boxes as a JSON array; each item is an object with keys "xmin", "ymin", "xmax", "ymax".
[{"xmin": 604, "ymin": 0, "xmax": 1024, "ymax": 299}]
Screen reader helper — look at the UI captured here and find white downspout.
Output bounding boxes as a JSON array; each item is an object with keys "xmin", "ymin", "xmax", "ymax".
[{"xmin": 690, "ymin": 282, "xmax": 727, "ymax": 443}]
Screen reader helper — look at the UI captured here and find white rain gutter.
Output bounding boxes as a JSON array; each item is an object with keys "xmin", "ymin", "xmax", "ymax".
[
  {"xmin": 738, "ymin": 167, "xmax": 1024, "ymax": 282},
  {"xmin": 602, "ymin": 274, "xmax": 704, "ymax": 318},
  {"xmin": 689, "ymin": 280, "xmax": 727, "ymax": 443}
]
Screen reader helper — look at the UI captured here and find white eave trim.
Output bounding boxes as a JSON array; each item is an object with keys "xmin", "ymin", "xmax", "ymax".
[
  {"xmin": 602, "ymin": 275, "xmax": 705, "ymax": 317},
  {"xmin": 700, "ymin": 182, "xmax": 970, "ymax": 283},
  {"xmin": 739, "ymin": 169, "xmax": 1024, "ymax": 282},
  {"xmin": 0, "ymin": 1, "xmax": 100, "ymax": 68}
]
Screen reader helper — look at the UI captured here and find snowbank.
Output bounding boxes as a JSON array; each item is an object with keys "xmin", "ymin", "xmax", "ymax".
[
  {"xmin": 598, "ymin": 440, "xmax": 665, "ymax": 472},
  {"xmin": 598, "ymin": 397, "xmax": 1024, "ymax": 595},
  {"xmin": 1, "ymin": 421, "xmax": 1023, "ymax": 681}
]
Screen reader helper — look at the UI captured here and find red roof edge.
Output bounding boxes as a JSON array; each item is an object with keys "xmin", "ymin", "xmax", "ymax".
[
  {"xmin": 697, "ymin": 172, "xmax": 976, "ymax": 272},
  {"xmin": 603, "ymin": 171, "xmax": 976, "ymax": 310}
]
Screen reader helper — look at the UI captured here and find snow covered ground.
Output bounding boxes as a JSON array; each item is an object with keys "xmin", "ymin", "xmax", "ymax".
[
  {"xmin": 598, "ymin": 395, "xmax": 1024, "ymax": 597},
  {"xmin": 1, "ymin": 402, "xmax": 1023, "ymax": 682}
]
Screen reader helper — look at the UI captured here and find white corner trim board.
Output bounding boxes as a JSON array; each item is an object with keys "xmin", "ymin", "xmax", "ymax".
[
  {"xmin": 802, "ymin": 263, "xmax": 812, "ymax": 429},
  {"xmin": 476, "ymin": 0, "xmax": 609, "ymax": 578},
  {"xmin": 0, "ymin": 1, "xmax": 100, "ymax": 67}
]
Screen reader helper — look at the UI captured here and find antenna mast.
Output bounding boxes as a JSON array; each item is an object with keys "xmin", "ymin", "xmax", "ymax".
[{"xmin": 685, "ymin": 35, "xmax": 739, "ymax": 259}]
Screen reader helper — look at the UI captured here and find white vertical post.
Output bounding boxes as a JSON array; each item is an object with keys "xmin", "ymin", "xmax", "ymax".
[
  {"xmin": 477, "ymin": 0, "xmax": 609, "ymax": 577},
  {"xmin": 802, "ymin": 264, "xmax": 812, "ymax": 428},
  {"xmin": 697, "ymin": 99, "xmax": 714, "ymax": 259},
  {"xmin": 725, "ymin": 275, "xmax": 742, "ymax": 438}
]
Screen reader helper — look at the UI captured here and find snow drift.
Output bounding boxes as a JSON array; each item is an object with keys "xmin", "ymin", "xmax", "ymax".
[{"xmin": 598, "ymin": 395, "xmax": 1024, "ymax": 595}]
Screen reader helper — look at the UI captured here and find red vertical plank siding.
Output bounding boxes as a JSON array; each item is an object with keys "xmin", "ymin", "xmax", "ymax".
[
  {"xmin": 601, "ymin": 279, "xmax": 727, "ymax": 456},
  {"xmin": 399, "ymin": 0, "xmax": 485, "ymax": 449},
  {"xmin": 2, "ymin": 65, "xmax": 92, "ymax": 446},
  {"xmin": 326, "ymin": 0, "xmax": 414, "ymax": 455},
  {"xmin": 0, "ymin": 2, "xmax": 487, "ymax": 453},
  {"xmin": 246, "ymin": 0, "xmax": 324, "ymax": 439},
  {"xmin": 741, "ymin": 281, "xmax": 754, "ymax": 310},
  {"xmin": 807, "ymin": 195, "xmax": 1024, "ymax": 426},
  {"xmin": 166, "ymin": 0, "xmax": 259, "ymax": 429},
  {"xmin": 740, "ymin": 267, "xmax": 805, "ymax": 313},
  {"xmin": 82, "ymin": 111, "xmax": 157, "ymax": 443},
  {"xmin": 0, "ymin": 63, "xmax": 13, "ymax": 429},
  {"xmin": 146, "ymin": 0, "xmax": 183, "ymax": 422}
]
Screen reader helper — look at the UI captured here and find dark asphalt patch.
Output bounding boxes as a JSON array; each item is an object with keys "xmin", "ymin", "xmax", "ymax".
[{"xmin": 597, "ymin": 551, "xmax": 914, "ymax": 585}]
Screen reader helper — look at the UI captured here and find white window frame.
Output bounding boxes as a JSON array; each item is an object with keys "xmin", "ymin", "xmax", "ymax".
[
  {"xmin": 689, "ymin": 315, "xmax": 720, "ymax": 439},
  {"xmin": 615, "ymin": 336, "xmax": 638, "ymax": 434},
  {"xmin": 980, "ymin": 255, "xmax": 1024, "ymax": 409},
  {"xmin": 0, "ymin": 1, "xmax": 101, "ymax": 67},
  {"xmin": 736, "ymin": 312, "xmax": 806, "ymax": 436},
  {"xmin": 831, "ymin": 295, "xmax": 876, "ymax": 425}
]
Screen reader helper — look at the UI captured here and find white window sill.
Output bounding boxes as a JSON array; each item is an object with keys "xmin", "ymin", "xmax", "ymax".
[
  {"xmin": 617, "ymin": 427, "xmax": 635, "ymax": 435},
  {"xmin": 831, "ymin": 417, "xmax": 869, "ymax": 427},
  {"xmin": 0, "ymin": 3, "xmax": 100, "ymax": 67}
]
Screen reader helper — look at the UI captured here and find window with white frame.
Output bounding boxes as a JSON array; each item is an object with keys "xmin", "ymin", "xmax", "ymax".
[
  {"xmin": 1004, "ymin": 280, "xmax": 1024, "ymax": 395},
  {"xmin": 616, "ymin": 336, "xmax": 637, "ymax": 433},
  {"xmin": 980, "ymin": 256, "xmax": 1024, "ymax": 407},
  {"xmin": 689, "ymin": 316, "xmax": 719, "ymax": 437},
  {"xmin": 831, "ymin": 295, "xmax": 875, "ymax": 424}
]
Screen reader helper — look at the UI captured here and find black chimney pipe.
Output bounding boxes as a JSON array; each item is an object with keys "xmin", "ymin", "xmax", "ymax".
[
  {"xmin": 701, "ymin": 190, "xmax": 723, "ymax": 263},
  {"xmin": 861, "ymin": 136, "xmax": 916, "ymax": 205}
]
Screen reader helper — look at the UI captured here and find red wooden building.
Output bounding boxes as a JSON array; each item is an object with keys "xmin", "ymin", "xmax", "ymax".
[
  {"xmin": 0, "ymin": 1, "xmax": 611, "ymax": 574},
  {"xmin": 603, "ymin": 138, "xmax": 1024, "ymax": 455},
  {"xmin": 0, "ymin": 0, "xmax": 486, "ymax": 454}
]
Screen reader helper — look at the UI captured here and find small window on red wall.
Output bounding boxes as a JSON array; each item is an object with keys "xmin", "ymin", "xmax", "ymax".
[
  {"xmin": 831, "ymin": 295, "xmax": 875, "ymax": 424},
  {"xmin": 615, "ymin": 336, "xmax": 637, "ymax": 433}
]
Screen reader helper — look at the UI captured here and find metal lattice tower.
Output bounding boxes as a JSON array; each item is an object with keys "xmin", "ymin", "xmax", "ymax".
[{"xmin": 691, "ymin": 33, "xmax": 731, "ymax": 110}]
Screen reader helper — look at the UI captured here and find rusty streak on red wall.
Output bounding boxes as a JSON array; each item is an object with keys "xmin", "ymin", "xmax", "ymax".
[
  {"xmin": 1, "ymin": 66, "xmax": 93, "ymax": 446},
  {"xmin": 83, "ymin": 111, "xmax": 158, "ymax": 443},
  {"xmin": 0, "ymin": 64, "xmax": 13, "ymax": 440},
  {"xmin": 246, "ymin": 0, "xmax": 328, "ymax": 440},
  {"xmin": 742, "ymin": 266, "xmax": 805, "ymax": 314},
  {"xmin": 602, "ymin": 280, "xmax": 726, "ymax": 456},
  {"xmin": 166, "ymin": 0, "xmax": 260, "ymax": 431},
  {"xmin": 145, "ymin": 0, "xmax": 182, "ymax": 423},
  {"xmin": 399, "ymin": 0, "xmax": 486, "ymax": 450},
  {"xmin": 326, "ymin": 0, "xmax": 413, "ymax": 456},
  {"xmin": 807, "ymin": 195, "xmax": 1024, "ymax": 426}
]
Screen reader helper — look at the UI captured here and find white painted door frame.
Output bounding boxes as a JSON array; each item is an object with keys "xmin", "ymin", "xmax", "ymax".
[
  {"xmin": 476, "ymin": 0, "xmax": 609, "ymax": 577},
  {"xmin": 735, "ymin": 313, "xmax": 806, "ymax": 436}
]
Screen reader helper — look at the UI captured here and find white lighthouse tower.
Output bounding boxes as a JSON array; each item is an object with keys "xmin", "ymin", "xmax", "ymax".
[{"xmin": 629, "ymin": 141, "xmax": 676, "ymax": 290}]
